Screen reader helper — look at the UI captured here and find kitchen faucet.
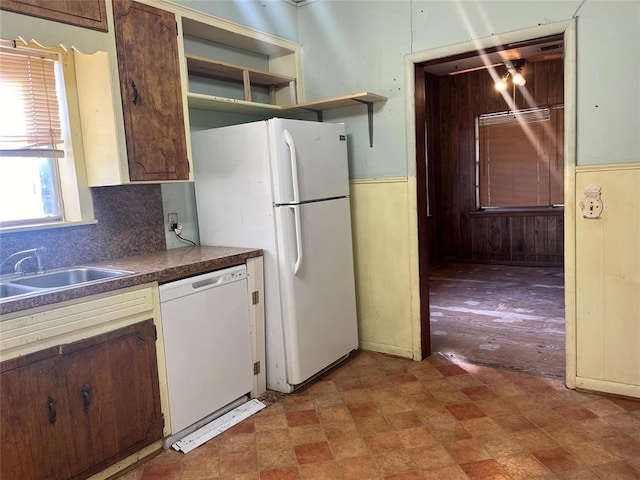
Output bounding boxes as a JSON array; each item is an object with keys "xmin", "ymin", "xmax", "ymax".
[{"xmin": 0, "ymin": 247, "xmax": 46, "ymax": 275}]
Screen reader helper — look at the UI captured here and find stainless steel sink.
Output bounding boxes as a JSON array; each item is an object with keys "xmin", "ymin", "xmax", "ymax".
[
  {"xmin": 0, "ymin": 267, "xmax": 134, "ymax": 302},
  {"xmin": 0, "ymin": 282, "xmax": 42, "ymax": 299},
  {"xmin": 10, "ymin": 267, "xmax": 134, "ymax": 289}
]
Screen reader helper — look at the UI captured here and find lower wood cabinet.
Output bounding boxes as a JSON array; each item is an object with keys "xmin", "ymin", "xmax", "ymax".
[{"xmin": 0, "ymin": 319, "xmax": 163, "ymax": 480}]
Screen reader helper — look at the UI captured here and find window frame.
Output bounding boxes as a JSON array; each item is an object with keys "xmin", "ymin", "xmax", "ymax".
[{"xmin": 0, "ymin": 40, "xmax": 95, "ymax": 232}]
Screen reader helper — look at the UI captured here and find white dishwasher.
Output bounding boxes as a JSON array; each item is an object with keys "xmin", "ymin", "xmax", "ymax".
[{"xmin": 159, "ymin": 265, "xmax": 254, "ymax": 438}]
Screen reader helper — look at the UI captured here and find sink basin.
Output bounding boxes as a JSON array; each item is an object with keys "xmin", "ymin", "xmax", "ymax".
[
  {"xmin": 10, "ymin": 267, "xmax": 134, "ymax": 289},
  {"xmin": 0, "ymin": 282, "xmax": 43, "ymax": 299}
]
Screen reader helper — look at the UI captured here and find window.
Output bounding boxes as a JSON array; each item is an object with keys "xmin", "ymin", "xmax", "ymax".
[
  {"xmin": 0, "ymin": 50, "xmax": 64, "ymax": 225},
  {"xmin": 0, "ymin": 41, "xmax": 94, "ymax": 230},
  {"xmin": 476, "ymin": 106, "xmax": 564, "ymax": 208}
]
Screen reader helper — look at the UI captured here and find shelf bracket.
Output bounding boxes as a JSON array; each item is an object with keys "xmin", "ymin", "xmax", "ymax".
[
  {"xmin": 301, "ymin": 108, "xmax": 323, "ymax": 122},
  {"xmin": 353, "ymin": 99, "xmax": 375, "ymax": 147}
]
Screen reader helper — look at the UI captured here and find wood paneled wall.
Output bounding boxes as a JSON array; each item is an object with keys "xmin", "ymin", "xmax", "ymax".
[{"xmin": 426, "ymin": 59, "xmax": 564, "ymax": 266}]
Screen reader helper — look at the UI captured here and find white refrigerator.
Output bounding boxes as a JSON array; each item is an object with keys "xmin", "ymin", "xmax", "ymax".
[{"xmin": 191, "ymin": 118, "xmax": 359, "ymax": 393}]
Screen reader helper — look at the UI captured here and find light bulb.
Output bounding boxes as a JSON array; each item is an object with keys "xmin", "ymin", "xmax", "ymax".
[
  {"xmin": 512, "ymin": 72, "xmax": 526, "ymax": 86},
  {"xmin": 495, "ymin": 77, "xmax": 508, "ymax": 91}
]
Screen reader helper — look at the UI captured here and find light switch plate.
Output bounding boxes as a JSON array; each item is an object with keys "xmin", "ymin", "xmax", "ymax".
[{"xmin": 579, "ymin": 185, "xmax": 603, "ymax": 219}]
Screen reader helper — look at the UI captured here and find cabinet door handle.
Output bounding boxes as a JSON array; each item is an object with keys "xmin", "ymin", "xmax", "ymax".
[
  {"xmin": 131, "ymin": 81, "xmax": 139, "ymax": 105},
  {"xmin": 81, "ymin": 385, "xmax": 91, "ymax": 414},
  {"xmin": 47, "ymin": 396, "xmax": 57, "ymax": 425}
]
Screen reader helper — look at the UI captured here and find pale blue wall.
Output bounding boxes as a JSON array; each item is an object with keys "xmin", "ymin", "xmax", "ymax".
[
  {"xmin": 297, "ymin": 0, "xmax": 640, "ymax": 177},
  {"xmin": 298, "ymin": 1, "xmax": 412, "ymax": 179},
  {"xmin": 173, "ymin": 0, "xmax": 299, "ymax": 41},
  {"xmin": 181, "ymin": 0, "xmax": 640, "ymax": 176}
]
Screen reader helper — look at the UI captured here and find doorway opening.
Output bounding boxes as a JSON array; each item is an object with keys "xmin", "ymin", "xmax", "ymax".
[{"xmin": 413, "ymin": 33, "xmax": 567, "ymax": 379}]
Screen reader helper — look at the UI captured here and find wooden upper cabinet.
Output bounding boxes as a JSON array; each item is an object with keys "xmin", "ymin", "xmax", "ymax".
[
  {"xmin": 0, "ymin": 0, "xmax": 108, "ymax": 32},
  {"xmin": 112, "ymin": 0, "xmax": 189, "ymax": 182}
]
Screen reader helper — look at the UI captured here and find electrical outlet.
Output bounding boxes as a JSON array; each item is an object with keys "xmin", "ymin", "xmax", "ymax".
[{"xmin": 168, "ymin": 213, "xmax": 178, "ymax": 231}]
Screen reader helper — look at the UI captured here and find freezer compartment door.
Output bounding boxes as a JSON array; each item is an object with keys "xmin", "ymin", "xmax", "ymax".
[
  {"xmin": 274, "ymin": 197, "xmax": 359, "ymax": 386},
  {"xmin": 269, "ymin": 118, "xmax": 349, "ymax": 204},
  {"xmin": 191, "ymin": 121, "xmax": 275, "ymax": 249}
]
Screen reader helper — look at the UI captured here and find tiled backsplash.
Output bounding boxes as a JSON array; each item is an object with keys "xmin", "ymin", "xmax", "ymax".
[{"xmin": 0, "ymin": 185, "xmax": 166, "ymax": 273}]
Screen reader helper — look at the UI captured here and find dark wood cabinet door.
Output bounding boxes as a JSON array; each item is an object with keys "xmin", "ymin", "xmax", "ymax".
[
  {"xmin": 63, "ymin": 320, "xmax": 163, "ymax": 478},
  {"xmin": 113, "ymin": 0, "xmax": 189, "ymax": 182},
  {"xmin": 0, "ymin": 348, "xmax": 74, "ymax": 480},
  {"xmin": 0, "ymin": 0, "xmax": 108, "ymax": 32}
]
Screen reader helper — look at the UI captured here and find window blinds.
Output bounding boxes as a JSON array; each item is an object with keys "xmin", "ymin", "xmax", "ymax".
[
  {"xmin": 478, "ymin": 106, "xmax": 564, "ymax": 208},
  {"xmin": 0, "ymin": 50, "xmax": 63, "ymax": 156}
]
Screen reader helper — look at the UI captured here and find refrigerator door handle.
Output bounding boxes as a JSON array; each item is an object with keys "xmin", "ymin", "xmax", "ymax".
[
  {"xmin": 289, "ymin": 205, "xmax": 304, "ymax": 275},
  {"xmin": 283, "ymin": 129, "xmax": 301, "ymax": 203}
]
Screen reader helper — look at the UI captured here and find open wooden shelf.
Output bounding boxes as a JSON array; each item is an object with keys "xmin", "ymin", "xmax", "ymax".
[
  {"xmin": 187, "ymin": 91, "xmax": 386, "ymax": 113},
  {"xmin": 186, "ymin": 54, "xmax": 295, "ymax": 87},
  {"xmin": 291, "ymin": 92, "xmax": 388, "ymax": 111},
  {"xmin": 186, "ymin": 91, "xmax": 387, "ymax": 146},
  {"xmin": 187, "ymin": 92, "xmax": 282, "ymax": 115},
  {"xmin": 186, "ymin": 54, "xmax": 297, "ymax": 105}
]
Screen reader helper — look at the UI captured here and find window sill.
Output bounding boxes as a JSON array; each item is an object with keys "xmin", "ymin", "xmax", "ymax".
[
  {"xmin": 468, "ymin": 207, "xmax": 564, "ymax": 217},
  {"xmin": 0, "ymin": 219, "xmax": 98, "ymax": 234}
]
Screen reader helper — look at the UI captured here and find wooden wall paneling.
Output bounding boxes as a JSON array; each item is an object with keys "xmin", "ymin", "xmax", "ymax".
[
  {"xmin": 551, "ymin": 60, "xmax": 564, "ymax": 104},
  {"xmin": 510, "ymin": 216, "xmax": 524, "ymax": 262},
  {"xmin": 425, "ymin": 73, "xmax": 443, "ymax": 266},
  {"xmin": 494, "ymin": 216, "xmax": 511, "ymax": 261},
  {"xmin": 550, "ymin": 107, "xmax": 565, "ymax": 203},
  {"xmin": 530, "ymin": 61, "xmax": 545, "ymax": 106},
  {"xmin": 487, "ymin": 71, "xmax": 508, "ymax": 113},
  {"xmin": 525, "ymin": 216, "xmax": 538, "ymax": 263},
  {"xmin": 556, "ymin": 216, "xmax": 564, "ymax": 260},
  {"xmin": 449, "ymin": 75, "xmax": 463, "ymax": 259},
  {"xmin": 534, "ymin": 216, "xmax": 549, "ymax": 262},
  {"xmin": 431, "ymin": 59, "xmax": 564, "ymax": 267},
  {"xmin": 436, "ymin": 111, "xmax": 449, "ymax": 260},
  {"xmin": 520, "ymin": 216, "xmax": 535, "ymax": 263},
  {"xmin": 458, "ymin": 74, "xmax": 474, "ymax": 260},
  {"xmin": 440, "ymin": 74, "xmax": 457, "ymax": 260},
  {"xmin": 547, "ymin": 215, "xmax": 559, "ymax": 261},
  {"xmin": 471, "ymin": 217, "xmax": 487, "ymax": 261}
]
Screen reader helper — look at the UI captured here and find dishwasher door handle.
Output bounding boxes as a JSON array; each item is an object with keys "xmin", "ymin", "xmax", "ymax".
[{"xmin": 191, "ymin": 277, "xmax": 223, "ymax": 290}]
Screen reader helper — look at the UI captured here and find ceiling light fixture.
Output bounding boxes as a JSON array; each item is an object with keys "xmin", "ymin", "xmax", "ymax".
[{"xmin": 494, "ymin": 59, "xmax": 526, "ymax": 91}]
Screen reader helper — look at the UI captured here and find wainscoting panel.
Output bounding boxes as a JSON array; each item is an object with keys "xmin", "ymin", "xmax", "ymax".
[
  {"xmin": 575, "ymin": 163, "xmax": 640, "ymax": 398},
  {"xmin": 349, "ymin": 178, "xmax": 416, "ymax": 359}
]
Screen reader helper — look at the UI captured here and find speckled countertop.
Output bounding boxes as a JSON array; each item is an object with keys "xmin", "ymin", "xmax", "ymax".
[{"xmin": 0, "ymin": 246, "xmax": 262, "ymax": 317}]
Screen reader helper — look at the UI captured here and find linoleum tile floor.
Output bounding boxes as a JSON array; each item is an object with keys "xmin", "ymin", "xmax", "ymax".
[{"xmin": 120, "ymin": 351, "xmax": 640, "ymax": 480}]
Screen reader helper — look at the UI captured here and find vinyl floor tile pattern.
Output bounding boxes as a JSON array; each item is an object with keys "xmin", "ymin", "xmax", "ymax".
[{"xmin": 119, "ymin": 351, "xmax": 640, "ymax": 480}]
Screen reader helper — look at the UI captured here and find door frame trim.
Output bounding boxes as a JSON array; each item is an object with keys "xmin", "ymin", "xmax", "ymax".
[{"xmin": 404, "ymin": 19, "xmax": 577, "ymax": 388}]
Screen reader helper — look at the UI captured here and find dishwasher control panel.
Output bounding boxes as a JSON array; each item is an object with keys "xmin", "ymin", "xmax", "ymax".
[{"xmin": 159, "ymin": 265, "xmax": 247, "ymax": 303}]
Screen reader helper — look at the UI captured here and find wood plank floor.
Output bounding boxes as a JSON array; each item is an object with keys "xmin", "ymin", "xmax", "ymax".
[{"xmin": 429, "ymin": 263, "xmax": 565, "ymax": 379}]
